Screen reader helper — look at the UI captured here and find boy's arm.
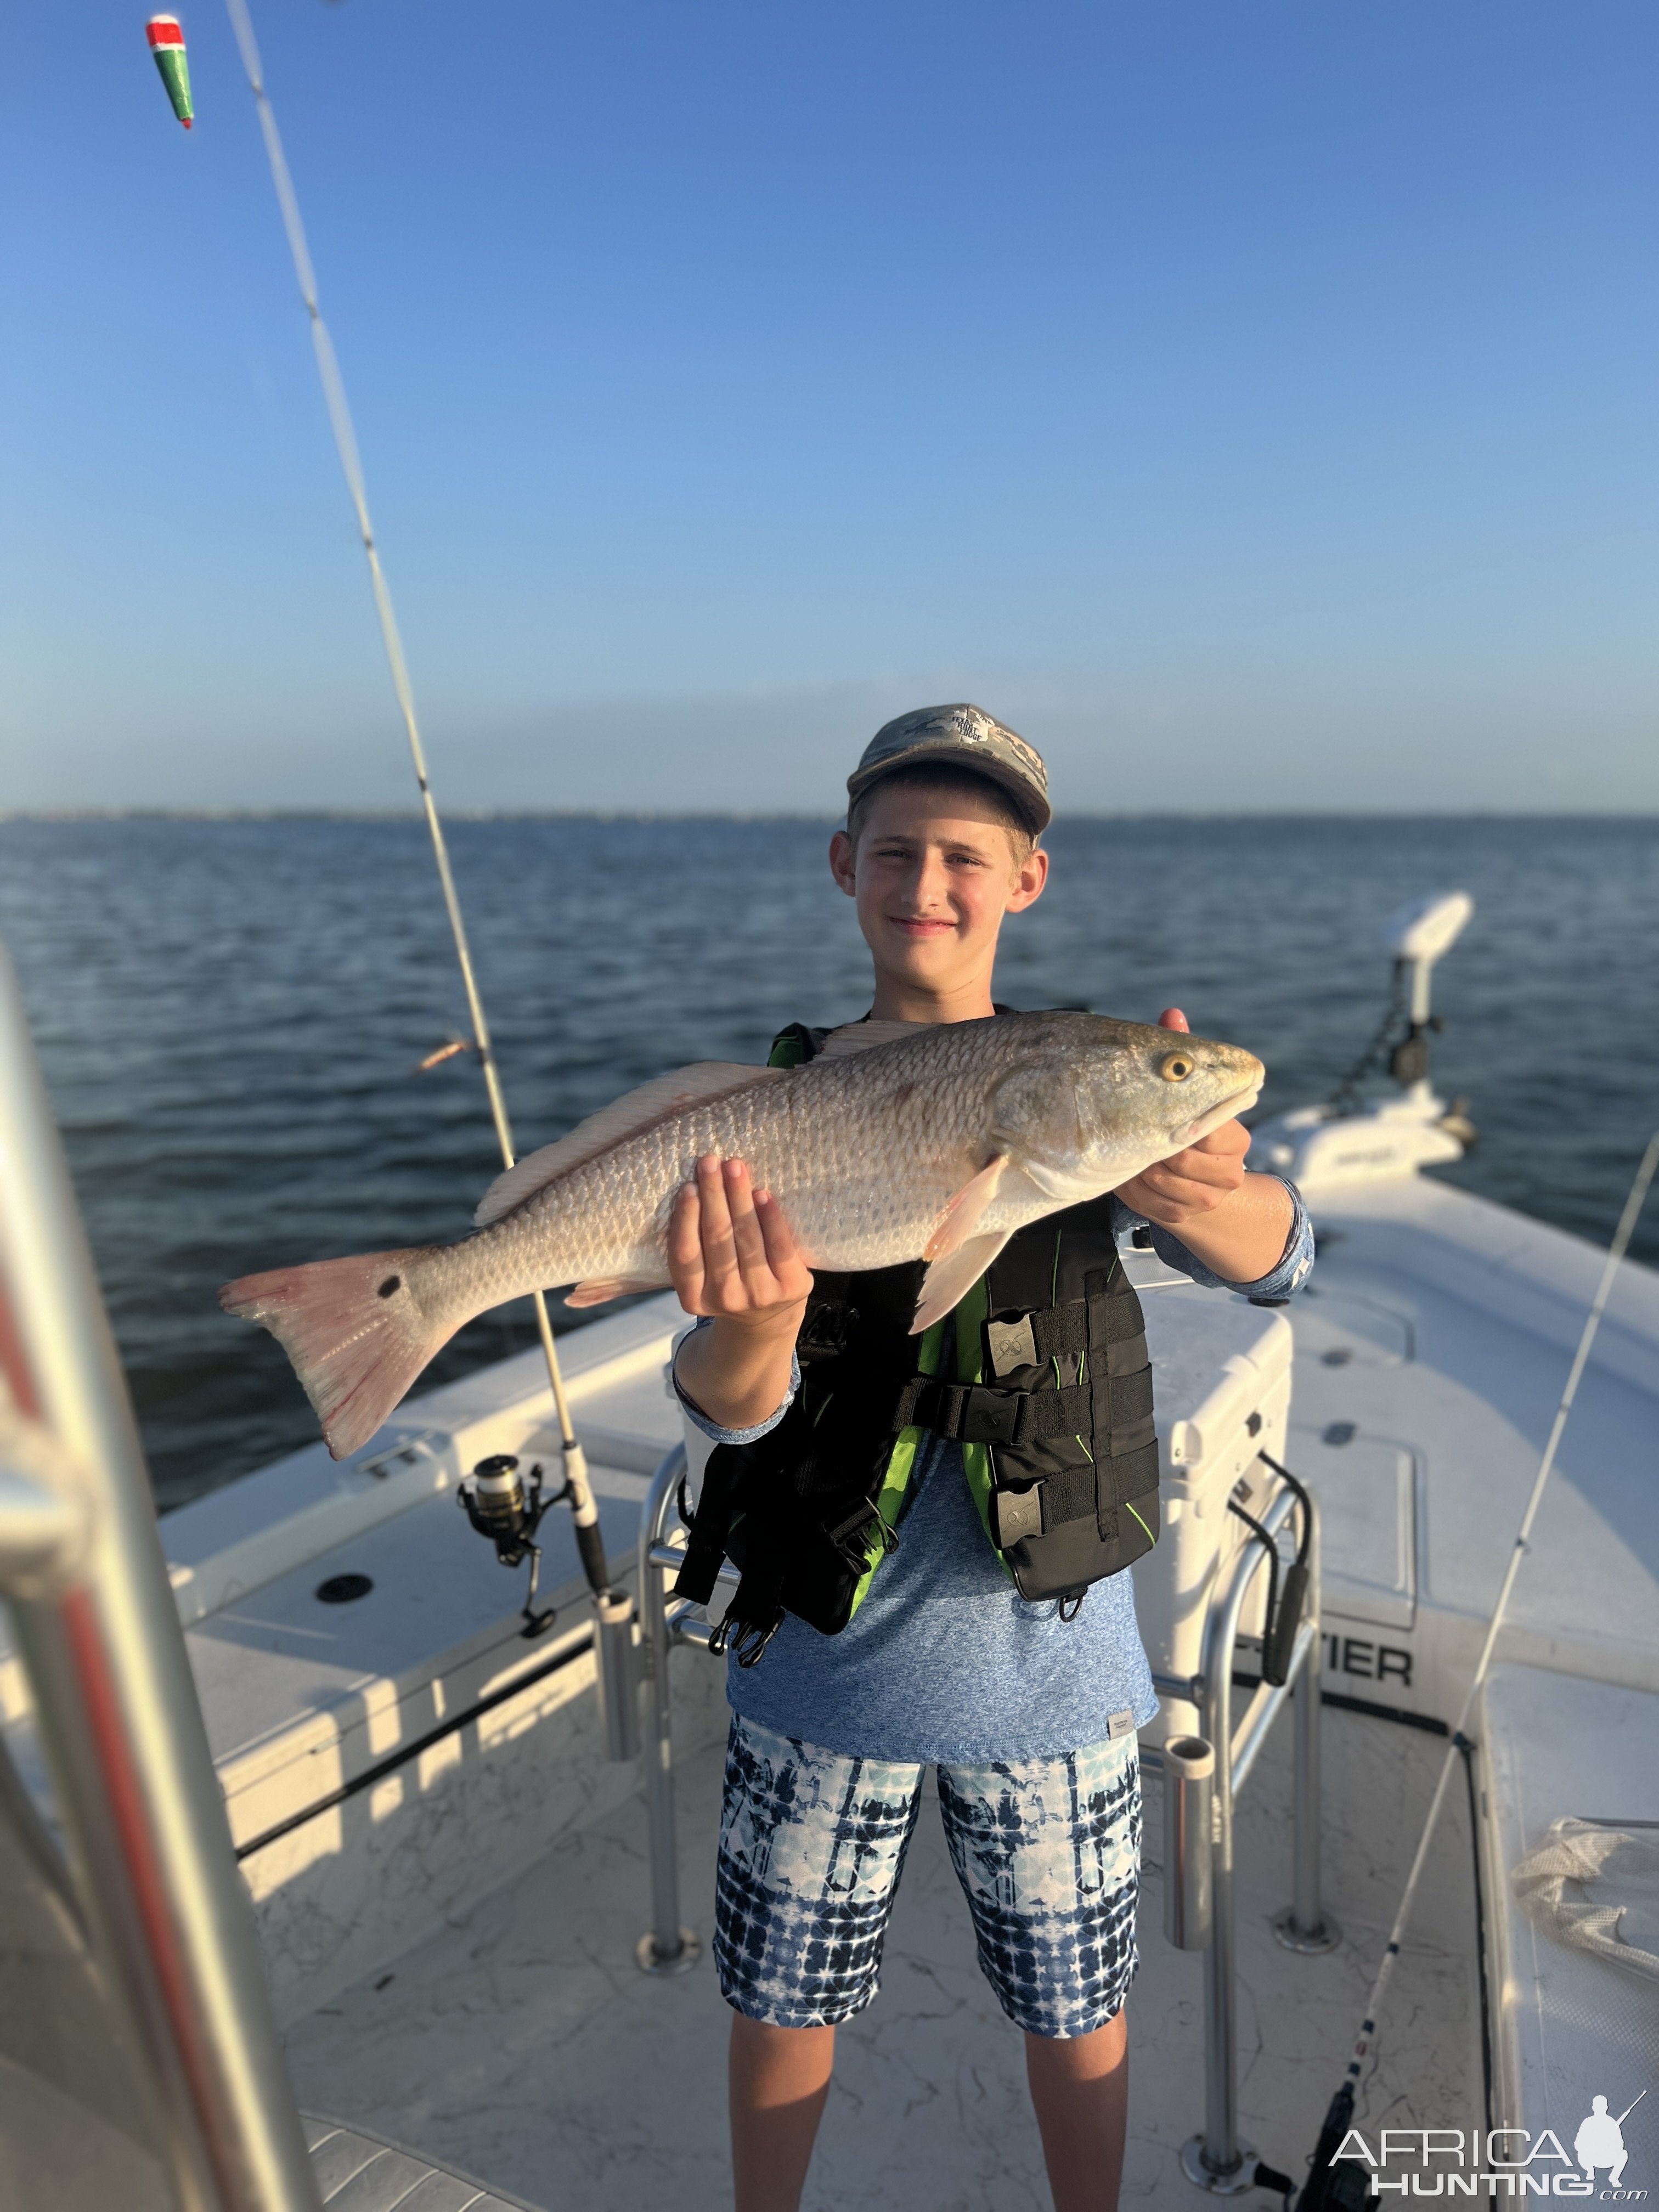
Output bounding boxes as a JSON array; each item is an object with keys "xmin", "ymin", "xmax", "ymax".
[
  {"xmin": 669, "ymin": 1153, "xmax": 812, "ymax": 1431},
  {"xmin": 1114, "ymin": 1118, "xmax": 1297, "ymax": 1286}
]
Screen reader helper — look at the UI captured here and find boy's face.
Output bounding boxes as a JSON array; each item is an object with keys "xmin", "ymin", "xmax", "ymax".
[{"xmin": 828, "ymin": 780, "xmax": 1048, "ymax": 1005}]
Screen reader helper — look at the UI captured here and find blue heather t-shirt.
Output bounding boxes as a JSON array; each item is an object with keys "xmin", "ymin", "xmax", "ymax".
[{"xmin": 677, "ymin": 1188, "xmax": 1312, "ymax": 1767}]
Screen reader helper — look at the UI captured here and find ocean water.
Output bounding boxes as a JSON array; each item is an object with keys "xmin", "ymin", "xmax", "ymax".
[{"xmin": 2, "ymin": 813, "xmax": 1655, "ymax": 1513}]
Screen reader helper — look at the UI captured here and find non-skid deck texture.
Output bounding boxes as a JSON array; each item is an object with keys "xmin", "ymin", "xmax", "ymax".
[{"xmin": 285, "ymin": 1691, "xmax": 1481, "ymax": 2209}]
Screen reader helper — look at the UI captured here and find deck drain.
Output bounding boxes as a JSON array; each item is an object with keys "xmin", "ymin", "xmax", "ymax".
[
  {"xmin": 315, "ymin": 1572, "xmax": 374, "ymax": 1604},
  {"xmin": 1321, "ymin": 1347, "xmax": 1353, "ymax": 1367},
  {"xmin": 1321, "ymin": 1421, "xmax": 1357, "ymax": 1447}
]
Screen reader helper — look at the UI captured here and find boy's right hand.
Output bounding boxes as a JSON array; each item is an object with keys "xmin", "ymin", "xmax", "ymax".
[
  {"xmin": 668, "ymin": 1155, "xmax": 814, "ymax": 1321},
  {"xmin": 669, "ymin": 1157, "xmax": 813, "ymax": 1434}
]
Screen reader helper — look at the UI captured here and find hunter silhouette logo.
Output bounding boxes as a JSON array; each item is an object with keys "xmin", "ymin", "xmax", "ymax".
[
  {"xmin": 1576, "ymin": 2095, "xmax": 1646, "ymax": 2194},
  {"xmin": 1329, "ymin": 2093, "xmax": 1649, "ymax": 2197}
]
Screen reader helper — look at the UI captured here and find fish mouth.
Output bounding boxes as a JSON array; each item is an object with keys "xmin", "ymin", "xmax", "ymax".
[{"xmin": 1178, "ymin": 1082, "xmax": 1262, "ymax": 1149}]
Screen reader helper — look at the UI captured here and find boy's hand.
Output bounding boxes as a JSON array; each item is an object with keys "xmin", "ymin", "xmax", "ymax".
[
  {"xmin": 1114, "ymin": 1115, "xmax": 1251, "ymax": 1229},
  {"xmin": 670, "ymin": 1158, "xmax": 813, "ymax": 1432},
  {"xmin": 1118, "ymin": 1006, "xmax": 1250, "ymax": 1226},
  {"xmin": 1115, "ymin": 1006, "xmax": 1293, "ymax": 1282},
  {"xmin": 668, "ymin": 1155, "xmax": 814, "ymax": 1319}
]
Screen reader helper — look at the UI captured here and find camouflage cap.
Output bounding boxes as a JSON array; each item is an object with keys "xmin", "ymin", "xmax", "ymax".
[{"xmin": 847, "ymin": 703, "xmax": 1051, "ymax": 834}]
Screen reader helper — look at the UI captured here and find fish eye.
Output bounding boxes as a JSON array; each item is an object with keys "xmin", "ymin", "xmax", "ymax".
[{"xmin": 1158, "ymin": 1052, "xmax": 1194, "ymax": 1082}]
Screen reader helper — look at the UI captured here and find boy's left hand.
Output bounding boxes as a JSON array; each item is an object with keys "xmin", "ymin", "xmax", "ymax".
[
  {"xmin": 1114, "ymin": 1006, "xmax": 1250, "ymax": 1228},
  {"xmin": 1115, "ymin": 1116, "xmax": 1251, "ymax": 1228}
]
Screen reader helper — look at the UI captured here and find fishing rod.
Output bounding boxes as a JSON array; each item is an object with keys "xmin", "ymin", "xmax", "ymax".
[
  {"xmin": 1299, "ymin": 1125, "xmax": 1659, "ymax": 2212},
  {"xmin": 222, "ymin": 0, "xmax": 613, "ymax": 1606}
]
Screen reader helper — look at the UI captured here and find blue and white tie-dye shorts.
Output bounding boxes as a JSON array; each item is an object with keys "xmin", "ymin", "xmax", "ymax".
[{"xmin": 714, "ymin": 1711, "xmax": 1141, "ymax": 2039}]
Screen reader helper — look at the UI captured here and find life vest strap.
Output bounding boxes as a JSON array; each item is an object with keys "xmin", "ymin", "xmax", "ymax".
[
  {"xmin": 890, "ymin": 1373, "xmax": 1094, "ymax": 1446},
  {"xmin": 1022, "ymin": 1288, "xmax": 1146, "ymax": 1361}
]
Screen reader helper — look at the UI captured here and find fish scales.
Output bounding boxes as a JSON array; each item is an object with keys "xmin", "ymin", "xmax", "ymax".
[
  {"xmin": 221, "ymin": 1011, "xmax": 1265, "ymax": 1458},
  {"xmin": 498, "ymin": 1047, "xmax": 978, "ymax": 1286}
]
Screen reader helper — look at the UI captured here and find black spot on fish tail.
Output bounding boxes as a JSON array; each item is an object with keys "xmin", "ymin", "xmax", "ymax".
[{"xmin": 378, "ymin": 1276, "xmax": 402, "ymax": 1298}]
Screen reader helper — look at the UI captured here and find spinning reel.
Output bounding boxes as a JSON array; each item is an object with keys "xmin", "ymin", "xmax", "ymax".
[{"xmin": 458, "ymin": 1453, "xmax": 570, "ymax": 1637}]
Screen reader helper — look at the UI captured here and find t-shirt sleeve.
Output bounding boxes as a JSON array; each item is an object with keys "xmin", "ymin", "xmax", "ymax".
[
  {"xmin": 671, "ymin": 1316, "xmax": 801, "ymax": 1443},
  {"xmin": 1110, "ymin": 1177, "xmax": 1314, "ymax": 1301}
]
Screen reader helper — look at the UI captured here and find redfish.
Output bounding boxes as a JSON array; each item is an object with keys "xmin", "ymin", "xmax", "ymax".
[{"xmin": 221, "ymin": 1012, "xmax": 1262, "ymax": 1458}]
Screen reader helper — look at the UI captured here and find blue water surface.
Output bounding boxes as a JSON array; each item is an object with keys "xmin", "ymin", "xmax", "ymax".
[{"xmin": 1, "ymin": 812, "xmax": 1654, "ymax": 1508}]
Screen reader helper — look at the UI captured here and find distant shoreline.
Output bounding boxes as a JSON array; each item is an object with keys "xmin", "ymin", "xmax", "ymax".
[{"xmin": 4, "ymin": 808, "xmax": 1656, "ymax": 826}]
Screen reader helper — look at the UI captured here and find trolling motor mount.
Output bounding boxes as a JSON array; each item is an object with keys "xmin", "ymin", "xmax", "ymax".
[
  {"xmin": 1326, "ymin": 891, "xmax": 1478, "ymax": 1145},
  {"xmin": 458, "ymin": 1453, "xmax": 569, "ymax": 1638}
]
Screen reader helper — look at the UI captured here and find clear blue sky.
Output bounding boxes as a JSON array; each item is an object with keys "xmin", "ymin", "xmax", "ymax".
[{"xmin": 5, "ymin": 1, "xmax": 1658, "ymax": 813}]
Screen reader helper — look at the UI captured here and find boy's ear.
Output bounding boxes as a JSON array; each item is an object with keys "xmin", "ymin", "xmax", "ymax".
[
  {"xmin": 1005, "ymin": 844, "xmax": 1049, "ymax": 912},
  {"xmin": 828, "ymin": 828, "xmax": 857, "ymax": 898}
]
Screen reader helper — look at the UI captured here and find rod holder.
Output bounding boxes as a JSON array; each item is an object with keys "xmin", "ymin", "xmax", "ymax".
[
  {"xmin": 1164, "ymin": 1734, "xmax": 1215, "ymax": 1951},
  {"xmin": 594, "ymin": 1589, "xmax": 640, "ymax": 1762}
]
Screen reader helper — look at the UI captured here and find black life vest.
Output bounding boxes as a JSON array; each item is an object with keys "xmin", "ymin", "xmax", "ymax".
[{"xmin": 672, "ymin": 1018, "xmax": 1161, "ymax": 1664}]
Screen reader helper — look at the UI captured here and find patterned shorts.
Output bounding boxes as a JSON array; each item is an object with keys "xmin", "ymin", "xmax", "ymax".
[{"xmin": 714, "ymin": 1712, "xmax": 1141, "ymax": 2039}]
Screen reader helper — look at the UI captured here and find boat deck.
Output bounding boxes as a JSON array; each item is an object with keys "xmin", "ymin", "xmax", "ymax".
[
  {"xmin": 266, "ymin": 1167, "xmax": 1659, "ymax": 2204},
  {"xmin": 282, "ymin": 1669, "xmax": 1480, "ymax": 2209},
  {"xmin": 14, "ymin": 1161, "xmax": 1654, "ymax": 2206}
]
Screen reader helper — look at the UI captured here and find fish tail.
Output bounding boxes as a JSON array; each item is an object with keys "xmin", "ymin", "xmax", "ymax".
[{"xmin": 219, "ymin": 1249, "xmax": 450, "ymax": 1460}]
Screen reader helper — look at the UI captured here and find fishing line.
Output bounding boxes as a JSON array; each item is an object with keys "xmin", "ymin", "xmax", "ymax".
[
  {"xmin": 1299, "ymin": 1125, "xmax": 1659, "ymax": 2210},
  {"xmin": 223, "ymin": 0, "xmax": 613, "ymax": 1601}
]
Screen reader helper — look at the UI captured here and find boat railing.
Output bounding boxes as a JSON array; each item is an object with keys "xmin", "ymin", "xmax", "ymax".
[
  {"xmin": 1156, "ymin": 1472, "xmax": 1337, "ymax": 2192},
  {"xmin": 632, "ymin": 1434, "xmax": 1334, "ymax": 2187},
  {"xmin": 0, "ymin": 949, "xmax": 323, "ymax": 2212}
]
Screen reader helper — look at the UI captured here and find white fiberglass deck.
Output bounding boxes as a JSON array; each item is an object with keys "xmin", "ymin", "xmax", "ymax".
[
  {"xmin": 280, "ymin": 1679, "xmax": 1480, "ymax": 2210},
  {"xmin": 1293, "ymin": 1173, "xmax": 1659, "ymax": 1720},
  {"xmin": 38, "ymin": 1156, "xmax": 1652, "ymax": 2205}
]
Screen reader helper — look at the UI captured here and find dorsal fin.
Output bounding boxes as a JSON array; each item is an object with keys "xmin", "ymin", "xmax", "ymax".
[
  {"xmin": 473, "ymin": 1063, "xmax": 781, "ymax": 1226},
  {"xmin": 815, "ymin": 1018, "xmax": 932, "ymax": 1060}
]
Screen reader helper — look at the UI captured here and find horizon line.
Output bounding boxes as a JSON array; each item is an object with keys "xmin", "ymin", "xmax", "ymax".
[{"xmin": 4, "ymin": 806, "xmax": 1657, "ymax": 826}]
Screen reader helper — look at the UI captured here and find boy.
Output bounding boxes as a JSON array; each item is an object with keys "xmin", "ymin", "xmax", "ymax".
[{"xmin": 669, "ymin": 705, "xmax": 1312, "ymax": 2212}]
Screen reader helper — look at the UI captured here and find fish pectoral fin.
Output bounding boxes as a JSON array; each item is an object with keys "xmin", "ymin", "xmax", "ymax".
[
  {"xmin": 565, "ymin": 1276, "xmax": 665, "ymax": 1308},
  {"xmin": 923, "ymin": 1153, "xmax": 1011, "ymax": 1262},
  {"xmin": 910, "ymin": 1230, "xmax": 1014, "ymax": 1335},
  {"xmin": 475, "ymin": 1062, "xmax": 782, "ymax": 1226}
]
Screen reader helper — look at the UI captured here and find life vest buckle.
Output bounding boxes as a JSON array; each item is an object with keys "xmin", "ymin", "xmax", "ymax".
[
  {"xmin": 826, "ymin": 1495, "xmax": 899, "ymax": 1568},
  {"xmin": 991, "ymin": 1481, "xmax": 1043, "ymax": 1548},
  {"xmin": 730, "ymin": 1614, "xmax": 782, "ymax": 1668},
  {"xmin": 964, "ymin": 1384, "xmax": 1025, "ymax": 1446},
  {"xmin": 798, "ymin": 1305, "xmax": 855, "ymax": 1361},
  {"xmin": 708, "ymin": 1606, "xmax": 783, "ymax": 1667},
  {"xmin": 986, "ymin": 1314, "xmax": 1038, "ymax": 1375}
]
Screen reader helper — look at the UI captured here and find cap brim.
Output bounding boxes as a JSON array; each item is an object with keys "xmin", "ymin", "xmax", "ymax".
[{"xmin": 846, "ymin": 744, "xmax": 1051, "ymax": 833}]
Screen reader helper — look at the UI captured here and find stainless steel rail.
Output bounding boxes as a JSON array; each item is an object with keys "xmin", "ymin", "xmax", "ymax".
[
  {"xmin": 1180, "ymin": 1472, "xmax": 1336, "ymax": 2196},
  {"xmin": 0, "ymin": 948, "xmax": 321, "ymax": 2211},
  {"xmin": 634, "ymin": 1441, "xmax": 724, "ymax": 1976}
]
